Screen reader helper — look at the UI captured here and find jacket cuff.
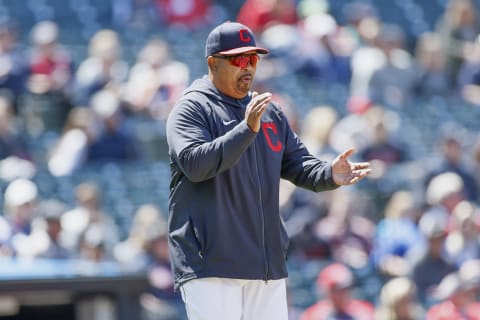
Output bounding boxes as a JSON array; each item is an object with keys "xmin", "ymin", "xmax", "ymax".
[{"xmin": 325, "ymin": 162, "xmax": 341, "ymax": 190}]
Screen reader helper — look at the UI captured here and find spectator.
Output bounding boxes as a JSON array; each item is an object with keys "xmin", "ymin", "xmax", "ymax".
[
  {"xmin": 293, "ymin": 13, "xmax": 340, "ymax": 84},
  {"xmin": 426, "ymin": 271, "xmax": 480, "ymax": 319},
  {"xmin": 312, "ymin": 188, "xmax": 375, "ymax": 269},
  {"xmin": 348, "ymin": 15, "xmax": 384, "ymax": 99},
  {"xmin": 457, "ymin": 34, "xmax": 480, "ymax": 105},
  {"xmin": 0, "ymin": 20, "xmax": 28, "ymax": 108},
  {"xmin": 300, "ymin": 105, "xmax": 338, "ymax": 160},
  {"xmin": 86, "ymin": 89, "xmax": 139, "ymax": 163},
  {"xmin": 78, "ymin": 224, "xmax": 112, "ymax": 262},
  {"xmin": 27, "ymin": 20, "xmax": 72, "ymax": 92},
  {"xmin": 1, "ymin": 178, "xmax": 37, "ymax": 236},
  {"xmin": 237, "ymin": 0, "xmax": 298, "ymax": 34},
  {"xmin": 73, "ymin": 29, "xmax": 129, "ymax": 106},
  {"xmin": 371, "ymin": 190, "xmax": 426, "ymax": 278},
  {"xmin": 155, "ymin": 0, "xmax": 214, "ymax": 29},
  {"xmin": 327, "ymin": 100, "xmax": 374, "ymax": 154},
  {"xmin": 300, "ymin": 262, "xmax": 375, "ymax": 320},
  {"xmin": 294, "ymin": 12, "xmax": 352, "ymax": 86},
  {"xmin": 341, "ymin": 1, "xmax": 378, "ymax": 40},
  {"xmin": 0, "ymin": 213, "xmax": 10, "ymax": 257},
  {"xmin": 113, "ymin": 0, "xmax": 161, "ymax": 30},
  {"xmin": 423, "ymin": 171, "xmax": 468, "ymax": 230},
  {"xmin": 141, "ymin": 219, "xmax": 184, "ymax": 320},
  {"xmin": 123, "ymin": 37, "xmax": 189, "ymax": 120},
  {"xmin": 436, "ymin": 0, "xmax": 480, "ymax": 83},
  {"xmin": 20, "ymin": 20, "xmax": 73, "ymax": 136},
  {"xmin": 283, "ymin": 187, "xmax": 333, "ymax": 261},
  {"xmin": 61, "ymin": 182, "xmax": 119, "ymax": 255},
  {"xmin": 412, "ymin": 213, "xmax": 457, "ymax": 305},
  {"xmin": 0, "ymin": 93, "xmax": 31, "ymax": 161},
  {"xmin": 47, "ymin": 106, "xmax": 99, "ymax": 177},
  {"xmin": 473, "ymin": 135, "xmax": 480, "ymax": 194},
  {"xmin": 444, "ymin": 201, "xmax": 480, "ymax": 266},
  {"xmin": 114, "ymin": 203, "xmax": 185, "ymax": 319},
  {"xmin": 257, "ymin": 22, "xmax": 299, "ymax": 64},
  {"xmin": 413, "ymin": 32, "xmax": 452, "ymax": 98},
  {"xmin": 296, "ymin": 0, "xmax": 330, "ymax": 19},
  {"xmin": 359, "ymin": 106, "xmax": 407, "ymax": 168},
  {"xmin": 35, "ymin": 198, "xmax": 71, "ymax": 260},
  {"xmin": 458, "ymin": 259, "xmax": 480, "ymax": 293},
  {"xmin": 367, "ymin": 24, "xmax": 416, "ymax": 108},
  {"xmin": 0, "ymin": 178, "xmax": 41, "ymax": 257},
  {"xmin": 114, "ymin": 204, "xmax": 167, "ymax": 270},
  {"xmin": 424, "ymin": 133, "xmax": 478, "ymax": 202},
  {"xmin": 375, "ymin": 277, "xmax": 424, "ymax": 320}
]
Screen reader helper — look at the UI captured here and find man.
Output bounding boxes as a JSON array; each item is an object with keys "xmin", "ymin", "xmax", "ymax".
[
  {"xmin": 166, "ymin": 21, "xmax": 371, "ymax": 320},
  {"xmin": 412, "ymin": 212, "xmax": 456, "ymax": 304},
  {"xmin": 300, "ymin": 263, "xmax": 374, "ymax": 320},
  {"xmin": 426, "ymin": 271, "xmax": 480, "ymax": 320}
]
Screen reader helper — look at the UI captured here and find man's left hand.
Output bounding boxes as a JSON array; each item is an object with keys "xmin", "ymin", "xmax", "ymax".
[{"xmin": 332, "ymin": 148, "xmax": 371, "ymax": 186}]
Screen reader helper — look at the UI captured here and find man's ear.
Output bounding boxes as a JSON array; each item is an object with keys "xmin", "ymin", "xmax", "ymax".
[{"xmin": 207, "ymin": 56, "xmax": 218, "ymax": 72}]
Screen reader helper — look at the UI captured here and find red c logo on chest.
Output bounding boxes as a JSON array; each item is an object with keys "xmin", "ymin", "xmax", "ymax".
[{"xmin": 262, "ymin": 122, "xmax": 283, "ymax": 152}]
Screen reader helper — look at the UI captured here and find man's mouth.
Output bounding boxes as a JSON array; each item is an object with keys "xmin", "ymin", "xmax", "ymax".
[{"xmin": 239, "ymin": 74, "xmax": 252, "ymax": 83}]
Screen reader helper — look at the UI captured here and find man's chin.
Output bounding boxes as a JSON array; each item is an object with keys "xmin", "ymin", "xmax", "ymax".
[{"xmin": 236, "ymin": 84, "xmax": 251, "ymax": 95}]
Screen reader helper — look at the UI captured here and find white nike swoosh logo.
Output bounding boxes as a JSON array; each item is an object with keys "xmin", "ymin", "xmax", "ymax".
[{"xmin": 222, "ymin": 119, "xmax": 236, "ymax": 125}]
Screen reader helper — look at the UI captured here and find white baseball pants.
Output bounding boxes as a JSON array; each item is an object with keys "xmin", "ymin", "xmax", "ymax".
[{"xmin": 179, "ymin": 277, "xmax": 288, "ymax": 320}]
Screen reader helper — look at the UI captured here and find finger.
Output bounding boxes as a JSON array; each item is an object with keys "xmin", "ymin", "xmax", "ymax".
[
  {"xmin": 251, "ymin": 91, "xmax": 259, "ymax": 98},
  {"xmin": 348, "ymin": 176, "xmax": 359, "ymax": 184},
  {"xmin": 254, "ymin": 92, "xmax": 272, "ymax": 104},
  {"xmin": 257, "ymin": 92, "xmax": 272, "ymax": 99},
  {"xmin": 261, "ymin": 97, "xmax": 272, "ymax": 107},
  {"xmin": 252, "ymin": 99, "xmax": 269, "ymax": 114},
  {"xmin": 248, "ymin": 93, "xmax": 271, "ymax": 113},
  {"xmin": 348, "ymin": 172, "xmax": 369, "ymax": 184},
  {"xmin": 255, "ymin": 104, "xmax": 267, "ymax": 117},
  {"xmin": 340, "ymin": 147, "xmax": 355, "ymax": 160},
  {"xmin": 352, "ymin": 168, "xmax": 371, "ymax": 174},
  {"xmin": 253, "ymin": 100, "xmax": 270, "ymax": 113},
  {"xmin": 352, "ymin": 162, "xmax": 371, "ymax": 170},
  {"xmin": 351, "ymin": 169, "xmax": 371, "ymax": 179}
]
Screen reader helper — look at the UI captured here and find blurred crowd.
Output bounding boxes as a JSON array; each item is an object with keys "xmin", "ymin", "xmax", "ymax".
[{"xmin": 1, "ymin": 0, "xmax": 480, "ymax": 319}]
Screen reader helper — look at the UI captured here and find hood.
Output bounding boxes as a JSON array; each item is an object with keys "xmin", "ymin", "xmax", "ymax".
[{"xmin": 182, "ymin": 76, "xmax": 251, "ymax": 109}]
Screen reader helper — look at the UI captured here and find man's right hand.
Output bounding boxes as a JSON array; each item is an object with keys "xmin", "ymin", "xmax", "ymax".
[{"xmin": 245, "ymin": 92, "xmax": 272, "ymax": 132}]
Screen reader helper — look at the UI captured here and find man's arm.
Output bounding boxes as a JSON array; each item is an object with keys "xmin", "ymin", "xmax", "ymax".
[
  {"xmin": 280, "ymin": 111, "xmax": 370, "ymax": 191},
  {"xmin": 166, "ymin": 98, "xmax": 256, "ymax": 182},
  {"xmin": 167, "ymin": 92, "xmax": 272, "ymax": 182},
  {"xmin": 280, "ymin": 127, "xmax": 339, "ymax": 192}
]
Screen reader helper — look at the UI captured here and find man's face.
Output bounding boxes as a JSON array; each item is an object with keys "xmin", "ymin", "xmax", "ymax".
[
  {"xmin": 209, "ymin": 51, "xmax": 259, "ymax": 99},
  {"xmin": 329, "ymin": 286, "xmax": 352, "ymax": 312}
]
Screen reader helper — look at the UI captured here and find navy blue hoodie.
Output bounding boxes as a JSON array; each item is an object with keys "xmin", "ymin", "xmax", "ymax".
[{"xmin": 166, "ymin": 76, "xmax": 338, "ymax": 289}]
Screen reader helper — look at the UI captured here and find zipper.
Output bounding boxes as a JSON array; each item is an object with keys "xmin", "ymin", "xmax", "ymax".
[{"xmin": 252, "ymin": 139, "xmax": 269, "ymax": 282}]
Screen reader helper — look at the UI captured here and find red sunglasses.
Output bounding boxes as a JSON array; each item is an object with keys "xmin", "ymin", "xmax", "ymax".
[{"xmin": 213, "ymin": 54, "xmax": 260, "ymax": 68}]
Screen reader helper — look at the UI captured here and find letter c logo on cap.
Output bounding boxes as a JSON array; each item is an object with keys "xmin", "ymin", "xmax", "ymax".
[{"xmin": 239, "ymin": 29, "xmax": 251, "ymax": 42}]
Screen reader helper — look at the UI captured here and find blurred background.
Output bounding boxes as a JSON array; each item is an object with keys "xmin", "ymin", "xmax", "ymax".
[{"xmin": 1, "ymin": 0, "xmax": 480, "ymax": 319}]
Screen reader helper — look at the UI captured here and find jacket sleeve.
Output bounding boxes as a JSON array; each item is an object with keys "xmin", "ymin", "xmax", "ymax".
[
  {"xmin": 166, "ymin": 97, "xmax": 257, "ymax": 182},
  {"xmin": 279, "ymin": 112, "xmax": 339, "ymax": 192}
]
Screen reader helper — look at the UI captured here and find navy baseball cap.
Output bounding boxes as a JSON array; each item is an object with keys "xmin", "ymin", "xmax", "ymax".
[{"xmin": 205, "ymin": 22, "xmax": 269, "ymax": 57}]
